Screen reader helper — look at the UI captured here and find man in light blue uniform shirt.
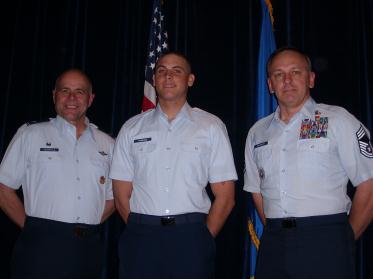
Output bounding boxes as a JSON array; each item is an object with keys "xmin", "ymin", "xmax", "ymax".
[
  {"xmin": 244, "ymin": 47, "xmax": 373, "ymax": 279},
  {"xmin": 0, "ymin": 69, "xmax": 115, "ymax": 279},
  {"xmin": 110, "ymin": 52, "xmax": 237, "ymax": 279}
]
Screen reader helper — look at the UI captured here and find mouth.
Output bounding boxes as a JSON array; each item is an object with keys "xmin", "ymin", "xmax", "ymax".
[
  {"xmin": 163, "ymin": 82, "xmax": 176, "ymax": 88},
  {"xmin": 283, "ymin": 87, "xmax": 296, "ymax": 93},
  {"xmin": 65, "ymin": 105, "xmax": 79, "ymax": 110}
]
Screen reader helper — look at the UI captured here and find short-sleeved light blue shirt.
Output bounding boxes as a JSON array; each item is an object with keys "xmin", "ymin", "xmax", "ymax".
[
  {"xmin": 244, "ymin": 97, "xmax": 373, "ymax": 218},
  {"xmin": 0, "ymin": 116, "xmax": 114, "ymax": 224},
  {"xmin": 110, "ymin": 102, "xmax": 237, "ymax": 215}
]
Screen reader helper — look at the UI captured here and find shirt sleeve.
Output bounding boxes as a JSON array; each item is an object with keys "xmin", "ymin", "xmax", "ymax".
[
  {"xmin": 105, "ymin": 141, "xmax": 115, "ymax": 200},
  {"xmin": 208, "ymin": 120, "xmax": 238, "ymax": 183},
  {"xmin": 336, "ymin": 110, "xmax": 373, "ymax": 186},
  {"xmin": 109, "ymin": 124, "xmax": 134, "ymax": 182},
  {"xmin": 243, "ymin": 128, "xmax": 261, "ymax": 193},
  {"xmin": 0, "ymin": 125, "xmax": 28, "ymax": 189}
]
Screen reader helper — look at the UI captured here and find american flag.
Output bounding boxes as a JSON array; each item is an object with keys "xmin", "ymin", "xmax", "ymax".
[{"xmin": 142, "ymin": 0, "xmax": 169, "ymax": 112}]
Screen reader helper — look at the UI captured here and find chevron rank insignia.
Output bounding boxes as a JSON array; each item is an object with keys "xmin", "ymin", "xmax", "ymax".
[{"xmin": 356, "ymin": 125, "xmax": 373, "ymax": 158}]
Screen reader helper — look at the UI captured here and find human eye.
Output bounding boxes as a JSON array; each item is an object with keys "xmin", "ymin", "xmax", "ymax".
[
  {"xmin": 74, "ymin": 89, "xmax": 86, "ymax": 95},
  {"xmin": 173, "ymin": 68, "xmax": 183, "ymax": 75},
  {"xmin": 291, "ymin": 70, "xmax": 302, "ymax": 76},
  {"xmin": 156, "ymin": 67, "xmax": 166, "ymax": 75},
  {"xmin": 58, "ymin": 88, "xmax": 70, "ymax": 95},
  {"xmin": 272, "ymin": 72, "xmax": 284, "ymax": 80}
]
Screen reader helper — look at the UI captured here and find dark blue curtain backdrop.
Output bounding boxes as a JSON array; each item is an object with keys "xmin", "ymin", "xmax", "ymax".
[{"xmin": 0, "ymin": 1, "xmax": 372, "ymax": 278}]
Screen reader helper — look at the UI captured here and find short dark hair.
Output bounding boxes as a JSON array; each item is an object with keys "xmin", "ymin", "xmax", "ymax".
[
  {"xmin": 155, "ymin": 51, "xmax": 192, "ymax": 73},
  {"xmin": 54, "ymin": 68, "xmax": 93, "ymax": 93},
  {"xmin": 266, "ymin": 46, "xmax": 312, "ymax": 76}
]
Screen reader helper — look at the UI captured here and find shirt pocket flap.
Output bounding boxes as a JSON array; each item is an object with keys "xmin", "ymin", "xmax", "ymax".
[
  {"xmin": 297, "ymin": 138, "xmax": 330, "ymax": 152},
  {"xmin": 181, "ymin": 142, "xmax": 209, "ymax": 154}
]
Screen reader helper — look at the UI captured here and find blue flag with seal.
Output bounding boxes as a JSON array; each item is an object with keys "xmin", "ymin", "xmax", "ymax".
[{"xmin": 243, "ymin": 0, "xmax": 276, "ymax": 278}]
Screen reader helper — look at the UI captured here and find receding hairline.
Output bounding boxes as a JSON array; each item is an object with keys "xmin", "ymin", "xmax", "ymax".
[
  {"xmin": 54, "ymin": 69, "xmax": 93, "ymax": 93},
  {"xmin": 266, "ymin": 47, "xmax": 312, "ymax": 76}
]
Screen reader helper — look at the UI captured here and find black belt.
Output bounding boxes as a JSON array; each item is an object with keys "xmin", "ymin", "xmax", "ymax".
[
  {"xmin": 266, "ymin": 213, "xmax": 348, "ymax": 229},
  {"xmin": 128, "ymin": 212, "xmax": 206, "ymax": 226},
  {"xmin": 25, "ymin": 216, "xmax": 101, "ymax": 238}
]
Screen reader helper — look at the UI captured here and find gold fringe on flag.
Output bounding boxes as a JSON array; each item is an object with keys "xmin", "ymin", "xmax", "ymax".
[
  {"xmin": 265, "ymin": 0, "xmax": 275, "ymax": 26},
  {"xmin": 248, "ymin": 218, "xmax": 260, "ymax": 250}
]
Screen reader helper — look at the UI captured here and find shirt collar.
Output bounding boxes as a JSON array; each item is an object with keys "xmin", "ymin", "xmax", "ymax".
[
  {"xmin": 270, "ymin": 97, "xmax": 316, "ymax": 126},
  {"xmin": 299, "ymin": 97, "xmax": 317, "ymax": 119},
  {"xmin": 154, "ymin": 102, "xmax": 193, "ymax": 123},
  {"xmin": 53, "ymin": 115, "xmax": 95, "ymax": 141}
]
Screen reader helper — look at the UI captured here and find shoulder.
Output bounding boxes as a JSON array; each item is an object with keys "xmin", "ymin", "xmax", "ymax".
[
  {"xmin": 123, "ymin": 110, "xmax": 154, "ymax": 129},
  {"xmin": 18, "ymin": 119, "xmax": 52, "ymax": 134},
  {"xmin": 249, "ymin": 113, "xmax": 274, "ymax": 135},
  {"xmin": 316, "ymin": 103, "xmax": 360, "ymax": 124},
  {"xmin": 90, "ymin": 125, "xmax": 115, "ymax": 145},
  {"xmin": 190, "ymin": 107, "xmax": 226, "ymax": 128}
]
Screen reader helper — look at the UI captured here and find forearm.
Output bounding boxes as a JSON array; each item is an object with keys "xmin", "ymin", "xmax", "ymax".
[
  {"xmin": 112, "ymin": 180, "xmax": 132, "ymax": 223},
  {"xmin": 0, "ymin": 183, "xmax": 26, "ymax": 228},
  {"xmin": 349, "ymin": 179, "xmax": 373, "ymax": 239},
  {"xmin": 252, "ymin": 192, "xmax": 266, "ymax": 225},
  {"xmin": 100, "ymin": 199, "xmax": 115, "ymax": 223},
  {"xmin": 116, "ymin": 198, "xmax": 131, "ymax": 223},
  {"xmin": 207, "ymin": 181, "xmax": 235, "ymax": 237}
]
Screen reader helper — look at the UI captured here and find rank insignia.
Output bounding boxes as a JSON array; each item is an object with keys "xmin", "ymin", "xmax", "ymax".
[
  {"xmin": 46, "ymin": 142, "xmax": 51, "ymax": 146},
  {"xmin": 99, "ymin": 151, "xmax": 108, "ymax": 156},
  {"xmin": 356, "ymin": 125, "xmax": 373, "ymax": 158},
  {"xmin": 99, "ymin": 176, "xmax": 106, "ymax": 184},
  {"xmin": 258, "ymin": 168, "xmax": 265, "ymax": 180}
]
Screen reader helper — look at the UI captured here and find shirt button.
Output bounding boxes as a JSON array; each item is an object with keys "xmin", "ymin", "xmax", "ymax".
[
  {"xmin": 76, "ymin": 177, "xmax": 80, "ymax": 181},
  {"xmin": 166, "ymin": 147, "xmax": 171, "ymax": 150},
  {"xmin": 77, "ymin": 196, "xmax": 81, "ymax": 200},
  {"xmin": 76, "ymin": 159, "xmax": 79, "ymax": 163},
  {"xmin": 76, "ymin": 217, "xmax": 80, "ymax": 221},
  {"xmin": 168, "ymin": 128, "xmax": 172, "ymax": 132},
  {"xmin": 281, "ymin": 169, "xmax": 285, "ymax": 173},
  {"xmin": 281, "ymin": 148, "xmax": 286, "ymax": 152},
  {"xmin": 165, "ymin": 209, "xmax": 170, "ymax": 214}
]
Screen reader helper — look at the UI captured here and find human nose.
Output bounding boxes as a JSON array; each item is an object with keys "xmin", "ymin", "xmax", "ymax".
[
  {"xmin": 67, "ymin": 91, "xmax": 77, "ymax": 99},
  {"xmin": 165, "ymin": 70, "xmax": 173, "ymax": 79},
  {"xmin": 283, "ymin": 72, "xmax": 292, "ymax": 84}
]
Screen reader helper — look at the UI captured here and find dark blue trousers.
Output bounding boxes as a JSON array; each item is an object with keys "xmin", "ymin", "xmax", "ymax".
[
  {"xmin": 118, "ymin": 213, "xmax": 215, "ymax": 279},
  {"xmin": 256, "ymin": 213, "xmax": 356, "ymax": 279},
  {"xmin": 11, "ymin": 216, "xmax": 104, "ymax": 279}
]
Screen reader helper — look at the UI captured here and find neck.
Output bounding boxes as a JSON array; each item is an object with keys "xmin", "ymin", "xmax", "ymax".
[
  {"xmin": 75, "ymin": 123, "xmax": 87, "ymax": 139},
  {"xmin": 61, "ymin": 116, "xmax": 87, "ymax": 139},
  {"xmin": 159, "ymin": 100, "xmax": 186, "ymax": 121},
  {"xmin": 279, "ymin": 97, "xmax": 310, "ymax": 124},
  {"xmin": 279, "ymin": 107, "xmax": 300, "ymax": 124}
]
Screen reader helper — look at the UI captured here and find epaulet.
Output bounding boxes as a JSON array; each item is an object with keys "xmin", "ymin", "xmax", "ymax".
[{"xmin": 26, "ymin": 119, "xmax": 50, "ymax": 126}]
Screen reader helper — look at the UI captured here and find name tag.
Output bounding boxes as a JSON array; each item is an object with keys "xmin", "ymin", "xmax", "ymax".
[
  {"xmin": 254, "ymin": 141, "xmax": 268, "ymax": 149},
  {"xmin": 134, "ymin": 137, "xmax": 151, "ymax": 143},
  {"xmin": 40, "ymin": 148, "xmax": 59, "ymax": 152}
]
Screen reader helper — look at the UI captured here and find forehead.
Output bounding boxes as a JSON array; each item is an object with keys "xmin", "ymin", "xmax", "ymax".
[
  {"xmin": 270, "ymin": 50, "xmax": 308, "ymax": 70},
  {"xmin": 156, "ymin": 54, "xmax": 189, "ymax": 70},
  {"xmin": 56, "ymin": 71, "xmax": 90, "ymax": 88}
]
